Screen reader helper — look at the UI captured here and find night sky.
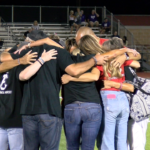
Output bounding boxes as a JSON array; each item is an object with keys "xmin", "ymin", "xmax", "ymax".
[{"xmin": 0, "ymin": 0, "xmax": 150, "ymax": 15}]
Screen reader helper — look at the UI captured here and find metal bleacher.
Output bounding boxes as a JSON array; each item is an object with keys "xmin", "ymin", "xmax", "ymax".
[{"xmin": 0, "ymin": 23, "xmax": 112, "ymax": 51}]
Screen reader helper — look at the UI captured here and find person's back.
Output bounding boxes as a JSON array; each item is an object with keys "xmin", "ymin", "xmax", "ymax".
[
  {"xmin": 14, "ymin": 44, "xmax": 75, "ymax": 150},
  {"xmin": 63, "ymin": 54, "xmax": 101, "ymax": 106},
  {"xmin": 17, "ymin": 44, "xmax": 72, "ymax": 117},
  {"xmin": 62, "ymin": 53, "xmax": 102, "ymax": 150}
]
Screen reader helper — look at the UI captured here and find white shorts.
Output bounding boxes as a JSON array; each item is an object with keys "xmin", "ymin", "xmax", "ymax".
[{"xmin": 80, "ymin": 22, "xmax": 88, "ymax": 26}]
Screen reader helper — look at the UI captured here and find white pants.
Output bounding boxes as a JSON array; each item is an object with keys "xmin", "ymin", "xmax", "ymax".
[{"xmin": 127, "ymin": 118, "xmax": 149, "ymax": 150}]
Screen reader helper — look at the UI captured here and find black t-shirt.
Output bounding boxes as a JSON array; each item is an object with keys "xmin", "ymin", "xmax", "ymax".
[
  {"xmin": 124, "ymin": 66, "xmax": 134, "ymax": 82},
  {"xmin": 0, "ymin": 67, "xmax": 23, "ymax": 128},
  {"xmin": 63, "ymin": 54, "xmax": 101, "ymax": 106},
  {"xmin": 12, "ymin": 44, "xmax": 74, "ymax": 118}
]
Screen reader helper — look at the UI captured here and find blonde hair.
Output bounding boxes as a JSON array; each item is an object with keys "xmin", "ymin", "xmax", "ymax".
[
  {"xmin": 71, "ymin": 48, "xmax": 80, "ymax": 56},
  {"xmin": 78, "ymin": 35, "xmax": 105, "ymax": 55},
  {"xmin": 102, "ymin": 37, "xmax": 124, "ymax": 79},
  {"xmin": 103, "ymin": 62, "xmax": 122, "ymax": 79},
  {"xmin": 70, "ymin": 10, "xmax": 74, "ymax": 15}
]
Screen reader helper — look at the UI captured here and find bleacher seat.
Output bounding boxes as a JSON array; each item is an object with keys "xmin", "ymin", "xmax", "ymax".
[{"xmin": 0, "ymin": 23, "xmax": 112, "ymax": 50}]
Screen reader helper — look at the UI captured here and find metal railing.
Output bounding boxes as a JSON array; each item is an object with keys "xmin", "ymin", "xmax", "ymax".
[
  {"xmin": 0, "ymin": 5, "xmax": 135, "ymax": 47},
  {"xmin": 0, "ymin": 16, "xmax": 19, "ymax": 43}
]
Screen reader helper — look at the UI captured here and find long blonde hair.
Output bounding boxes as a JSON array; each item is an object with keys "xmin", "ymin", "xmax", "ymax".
[
  {"xmin": 102, "ymin": 37, "xmax": 124, "ymax": 79},
  {"xmin": 78, "ymin": 35, "xmax": 105, "ymax": 55}
]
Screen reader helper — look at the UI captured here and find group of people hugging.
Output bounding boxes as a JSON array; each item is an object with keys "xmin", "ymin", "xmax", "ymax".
[{"xmin": 0, "ymin": 26, "xmax": 148, "ymax": 150}]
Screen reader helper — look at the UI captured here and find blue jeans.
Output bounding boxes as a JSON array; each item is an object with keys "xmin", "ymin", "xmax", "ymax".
[
  {"xmin": 22, "ymin": 114, "xmax": 62, "ymax": 150},
  {"xmin": 64, "ymin": 102, "xmax": 102, "ymax": 150},
  {"xmin": 0, "ymin": 128, "xmax": 23, "ymax": 150},
  {"xmin": 100, "ymin": 91, "xmax": 129, "ymax": 150}
]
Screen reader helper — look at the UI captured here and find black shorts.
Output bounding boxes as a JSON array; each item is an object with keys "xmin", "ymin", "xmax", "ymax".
[{"xmin": 69, "ymin": 20, "xmax": 75, "ymax": 27}]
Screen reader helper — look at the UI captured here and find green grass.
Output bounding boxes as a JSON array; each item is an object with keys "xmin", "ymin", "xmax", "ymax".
[
  {"xmin": 59, "ymin": 123, "xmax": 150, "ymax": 150},
  {"xmin": 146, "ymin": 122, "xmax": 150, "ymax": 150}
]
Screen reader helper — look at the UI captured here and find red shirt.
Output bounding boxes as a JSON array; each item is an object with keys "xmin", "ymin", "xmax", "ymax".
[
  {"xmin": 99, "ymin": 38, "xmax": 108, "ymax": 45},
  {"xmin": 96, "ymin": 60, "xmax": 133, "ymax": 91}
]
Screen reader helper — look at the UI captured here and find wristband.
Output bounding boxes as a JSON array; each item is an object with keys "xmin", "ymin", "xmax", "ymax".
[
  {"xmin": 37, "ymin": 60, "xmax": 43, "ymax": 66},
  {"xmin": 119, "ymin": 83, "xmax": 123, "ymax": 90},
  {"xmin": 39, "ymin": 57, "xmax": 45, "ymax": 64},
  {"xmin": 28, "ymin": 43, "xmax": 31, "ymax": 48},
  {"xmin": 18, "ymin": 58, "xmax": 20, "ymax": 64},
  {"xmin": 92, "ymin": 56, "xmax": 97, "ymax": 66}
]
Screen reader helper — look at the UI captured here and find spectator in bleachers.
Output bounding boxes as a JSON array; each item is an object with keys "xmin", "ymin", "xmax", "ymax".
[
  {"xmin": 31, "ymin": 20, "xmax": 39, "ymax": 31},
  {"xmin": 100, "ymin": 18, "xmax": 111, "ymax": 34},
  {"xmin": 69, "ymin": 10, "xmax": 78, "ymax": 34},
  {"xmin": 111, "ymin": 31, "xmax": 120, "ymax": 38},
  {"xmin": 80, "ymin": 10, "xmax": 88, "ymax": 26},
  {"xmin": 88, "ymin": 10, "xmax": 99, "ymax": 27},
  {"xmin": 123, "ymin": 36, "xmax": 128, "ymax": 46},
  {"xmin": 0, "ymin": 38, "xmax": 4, "ymax": 49},
  {"xmin": 75, "ymin": 7, "xmax": 82, "ymax": 26}
]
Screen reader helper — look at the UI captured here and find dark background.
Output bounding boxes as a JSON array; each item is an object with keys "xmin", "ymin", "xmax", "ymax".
[
  {"xmin": 0, "ymin": 0, "xmax": 150, "ymax": 14},
  {"xmin": 0, "ymin": 0, "xmax": 150, "ymax": 22}
]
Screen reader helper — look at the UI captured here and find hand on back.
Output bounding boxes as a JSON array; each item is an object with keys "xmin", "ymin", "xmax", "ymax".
[{"xmin": 41, "ymin": 49, "xmax": 58, "ymax": 62}]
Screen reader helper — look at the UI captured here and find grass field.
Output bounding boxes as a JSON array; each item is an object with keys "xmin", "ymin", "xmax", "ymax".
[{"xmin": 59, "ymin": 123, "xmax": 150, "ymax": 150}]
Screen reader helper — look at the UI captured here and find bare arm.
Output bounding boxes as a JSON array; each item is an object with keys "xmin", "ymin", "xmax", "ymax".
[
  {"xmin": 61, "ymin": 67, "xmax": 100, "ymax": 84},
  {"xmin": 19, "ymin": 49, "xmax": 57, "ymax": 81},
  {"xmin": 0, "ymin": 51, "xmax": 37, "ymax": 73},
  {"xmin": 95, "ymin": 12, "xmax": 99, "ymax": 17},
  {"xmin": 65, "ymin": 58, "xmax": 95, "ymax": 76},
  {"xmin": 103, "ymin": 80, "xmax": 134, "ymax": 92},
  {"xmin": 129, "ymin": 60, "xmax": 140, "ymax": 69},
  {"xmin": 0, "ymin": 52, "xmax": 14, "ymax": 62},
  {"xmin": 127, "ymin": 52, "xmax": 141, "ymax": 60},
  {"xmin": 111, "ymin": 52, "xmax": 141, "ymax": 68},
  {"xmin": 30, "ymin": 37, "xmax": 63, "ymax": 48},
  {"xmin": 101, "ymin": 48, "xmax": 138, "ymax": 60}
]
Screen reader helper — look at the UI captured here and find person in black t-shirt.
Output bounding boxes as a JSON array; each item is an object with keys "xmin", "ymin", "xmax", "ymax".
[
  {"xmin": 11, "ymin": 31, "xmax": 110, "ymax": 150},
  {"xmin": 0, "ymin": 46, "xmax": 38, "ymax": 150}
]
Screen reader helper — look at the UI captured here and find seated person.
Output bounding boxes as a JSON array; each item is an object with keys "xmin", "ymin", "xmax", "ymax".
[
  {"xmin": 100, "ymin": 18, "xmax": 111, "ymax": 34},
  {"xmin": 75, "ymin": 7, "xmax": 82, "ymax": 26},
  {"xmin": 111, "ymin": 31, "xmax": 120, "ymax": 38},
  {"xmin": 80, "ymin": 10, "xmax": 88, "ymax": 26},
  {"xmin": 30, "ymin": 20, "xmax": 39, "ymax": 32},
  {"xmin": 69, "ymin": 10, "xmax": 78, "ymax": 34},
  {"xmin": 88, "ymin": 10, "xmax": 99, "ymax": 27}
]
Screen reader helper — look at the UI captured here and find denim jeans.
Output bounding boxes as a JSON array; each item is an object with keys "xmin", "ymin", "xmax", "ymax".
[
  {"xmin": 64, "ymin": 102, "xmax": 102, "ymax": 150},
  {"xmin": 22, "ymin": 114, "xmax": 63, "ymax": 150},
  {"xmin": 0, "ymin": 128, "xmax": 23, "ymax": 150},
  {"xmin": 100, "ymin": 91, "xmax": 129, "ymax": 150}
]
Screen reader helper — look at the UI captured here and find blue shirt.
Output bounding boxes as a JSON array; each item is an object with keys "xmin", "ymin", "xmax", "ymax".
[
  {"xmin": 102, "ymin": 22, "xmax": 111, "ymax": 27},
  {"xmin": 81, "ymin": 15, "xmax": 86, "ymax": 22},
  {"xmin": 89, "ymin": 14, "xmax": 97, "ymax": 22}
]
